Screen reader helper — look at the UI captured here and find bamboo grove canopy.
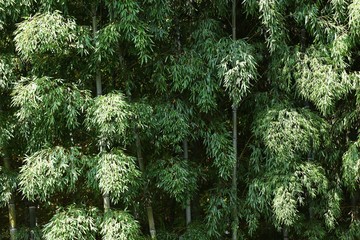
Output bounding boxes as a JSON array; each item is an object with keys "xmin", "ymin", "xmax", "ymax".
[{"xmin": 0, "ymin": 0, "xmax": 360, "ymax": 239}]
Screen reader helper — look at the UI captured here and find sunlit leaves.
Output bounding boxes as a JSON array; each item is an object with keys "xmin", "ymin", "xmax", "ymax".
[
  {"xmin": 273, "ymin": 185, "xmax": 298, "ymax": 227},
  {"xmin": 218, "ymin": 39, "xmax": 257, "ymax": 105},
  {"xmin": 0, "ymin": 55, "xmax": 17, "ymax": 90},
  {"xmin": 349, "ymin": 0, "xmax": 360, "ymax": 37},
  {"xmin": 295, "ymin": 47, "xmax": 352, "ymax": 115},
  {"xmin": 86, "ymin": 92, "xmax": 131, "ymax": 147},
  {"xmin": 100, "ymin": 210, "xmax": 141, "ymax": 240},
  {"xmin": 96, "ymin": 150, "xmax": 141, "ymax": 204},
  {"xmin": 12, "ymin": 76, "xmax": 90, "ymax": 149},
  {"xmin": 258, "ymin": 0, "xmax": 287, "ymax": 52},
  {"xmin": 19, "ymin": 146, "xmax": 83, "ymax": 201},
  {"xmin": 253, "ymin": 104, "xmax": 329, "ymax": 166},
  {"xmin": 342, "ymin": 140, "xmax": 360, "ymax": 191},
  {"xmin": 43, "ymin": 205, "xmax": 99, "ymax": 240},
  {"xmin": 0, "ymin": 167, "xmax": 17, "ymax": 206},
  {"xmin": 14, "ymin": 11, "xmax": 77, "ymax": 60}
]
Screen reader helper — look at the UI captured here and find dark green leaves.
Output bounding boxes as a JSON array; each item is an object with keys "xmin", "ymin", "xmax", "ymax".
[{"xmin": 150, "ymin": 157, "xmax": 197, "ymax": 204}]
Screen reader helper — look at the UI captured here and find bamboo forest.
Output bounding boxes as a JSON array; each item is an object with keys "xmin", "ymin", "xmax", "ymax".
[{"xmin": 0, "ymin": 0, "xmax": 360, "ymax": 239}]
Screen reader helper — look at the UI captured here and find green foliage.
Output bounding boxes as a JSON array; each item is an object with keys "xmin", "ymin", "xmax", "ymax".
[
  {"xmin": 103, "ymin": 0, "xmax": 153, "ymax": 64},
  {"xmin": 203, "ymin": 127, "xmax": 234, "ymax": 179},
  {"xmin": 0, "ymin": 166, "xmax": 17, "ymax": 206},
  {"xmin": 86, "ymin": 92, "xmax": 131, "ymax": 147},
  {"xmin": 153, "ymin": 103, "xmax": 190, "ymax": 149},
  {"xmin": 295, "ymin": 46, "xmax": 352, "ymax": 115},
  {"xmin": 181, "ymin": 222, "xmax": 208, "ymax": 240},
  {"xmin": 100, "ymin": 210, "xmax": 141, "ymax": 240},
  {"xmin": 218, "ymin": 39, "xmax": 258, "ymax": 105},
  {"xmin": 14, "ymin": 11, "xmax": 77, "ymax": 60},
  {"xmin": 43, "ymin": 205, "xmax": 99, "ymax": 240},
  {"xmin": 150, "ymin": 157, "xmax": 197, "ymax": 204},
  {"xmin": 96, "ymin": 150, "xmax": 141, "ymax": 204},
  {"xmin": 19, "ymin": 146, "xmax": 83, "ymax": 201},
  {"xmin": 342, "ymin": 140, "xmax": 360, "ymax": 191},
  {"xmin": 0, "ymin": 55, "xmax": 17, "ymax": 90},
  {"xmin": 12, "ymin": 76, "xmax": 90, "ymax": 149},
  {"xmin": 253, "ymin": 103, "xmax": 330, "ymax": 168},
  {"xmin": 205, "ymin": 187, "xmax": 231, "ymax": 238},
  {"xmin": 130, "ymin": 101, "xmax": 154, "ymax": 131},
  {"xmin": 349, "ymin": 0, "xmax": 360, "ymax": 37},
  {"xmin": 258, "ymin": 0, "xmax": 287, "ymax": 52}
]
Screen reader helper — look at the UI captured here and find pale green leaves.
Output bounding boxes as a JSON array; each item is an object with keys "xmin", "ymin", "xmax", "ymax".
[
  {"xmin": 349, "ymin": 0, "xmax": 360, "ymax": 37},
  {"xmin": 342, "ymin": 140, "xmax": 360, "ymax": 191},
  {"xmin": 295, "ymin": 47, "xmax": 353, "ymax": 115},
  {"xmin": 0, "ymin": 56, "xmax": 17, "ymax": 90},
  {"xmin": 14, "ymin": 11, "xmax": 77, "ymax": 60},
  {"xmin": 253, "ymin": 104, "xmax": 329, "ymax": 167},
  {"xmin": 96, "ymin": 150, "xmax": 141, "ymax": 204},
  {"xmin": 100, "ymin": 210, "xmax": 141, "ymax": 240},
  {"xmin": 258, "ymin": 0, "xmax": 287, "ymax": 52},
  {"xmin": 43, "ymin": 206, "xmax": 99, "ymax": 240},
  {"xmin": 86, "ymin": 93, "xmax": 131, "ymax": 147},
  {"xmin": 0, "ymin": 167, "xmax": 17, "ymax": 206},
  {"xmin": 43, "ymin": 207, "xmax": 141, "ymax": 240},
  {"xmin": 19, "ymin": 146, "xmax": 83, "ymax": 201},
  {"xmin": 12, "ymin": 76, "xmax": 90, "ymax": 148},
  {"xmin": 218, "ymin": 39, "xmax": 257, "ymax": 105},
  {"xmin": 273, "ymin": 186, "xmax": 298, "ymax": 227}
]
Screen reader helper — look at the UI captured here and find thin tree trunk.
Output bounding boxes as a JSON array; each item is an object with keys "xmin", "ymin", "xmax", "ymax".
[
  {"xmin": 4, "ymin": 157, "xmax": 16, "ymax": 240},
  {"xmin": 135, "ymin": 131, "xmax": 156, "ymax": 238},
  {"xmin": 29, "ymin": 203, "xmax": 36, "ymax": 240},
  {"xmin": 231, "ymin": 105, "xmax": 238, "ymax": 240},
  {"xmin": 183, "ymin": 139, "xmax": 191, "ymax": 226},
  {"xmin": 283, "ymin": 227, "xmax": 289, "ymax": 240},
  {"xmin": 92, "ymin": 4, "xmax": 102, "ymax": 97},
  {"xmin": 231, "ymin": 1, "xmax": 238, "ymax": 239},
  {"xmin": 92, "ymin": 3, "xmax": 110, "ymax": 212},
  {"xmin": 351, "ymin": 190, "xmax": 359, "ymax": 221}
]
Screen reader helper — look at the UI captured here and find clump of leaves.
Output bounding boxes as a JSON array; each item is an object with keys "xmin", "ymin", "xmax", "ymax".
[
  {"xmin": 153, "ymin": 103, "xmax": 190, "ymax": 149},
  {"xmin": 96, "ymin": 150, "xmax": 141, "ymax": 204},
  {"xmin": 43, "ymin": 205, "xmax": 99, "ymax": 240},
  {"xmin": 203, "ymin": 126, "xmax": 234, "ymax": 180},
  {"xmin": 295, "ymin": 46, "xmax": 352, "ymax": 115},
  {"xmin": 100, "ymin": 210, "xmax": 141, "ymax": 240},
  {"xmin": 342, "ymin": 140, "xmax": 360, "ymax": 191},
  {"xmin": 12, "ymin": 76, "xmax": 90, "ymax": 150},
  {"xmin": 14, "ymin": 11, "xmax": 77, "ymax": 60},
  {"xmin": 218, "ymin": 39, "xmax": 258, "ymax": 105},
  {"xmin": 86, "ymin": 92, "xmax": 131, "ymax": 147},
  {"xmin": 0, "ymin": 167, "xmax": 17, "ymax": 206},
  {"xmin": 149, "ymin": 157, "xmax": 197, "ymax": 204},
  {"xmin": 19, "ymin": 146, "xmax": 83, "ymax": 201}
]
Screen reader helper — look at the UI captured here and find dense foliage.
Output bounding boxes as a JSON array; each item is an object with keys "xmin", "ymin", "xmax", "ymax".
[{"xmin": 0, "ymin": 0, "xmax": 359, "ymax": 239}]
